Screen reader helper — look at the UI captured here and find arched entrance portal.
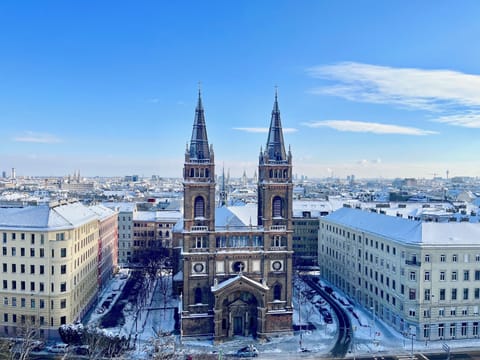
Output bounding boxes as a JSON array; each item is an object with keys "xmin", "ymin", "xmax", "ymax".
[{"xmin": 223, "ymin": 291, "xmax": 258, "ymax": 337}]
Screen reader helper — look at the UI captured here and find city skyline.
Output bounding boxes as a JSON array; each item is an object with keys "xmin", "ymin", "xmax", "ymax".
[{"xmin": 1, "ymin": 1, "xmax": 480, "ymax": 179}]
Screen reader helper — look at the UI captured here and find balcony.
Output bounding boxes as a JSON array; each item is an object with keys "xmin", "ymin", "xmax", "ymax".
[
  {"xmin": 270, "ymin": 225, "xmax": 286, "ymax": 232},
  {"xmin": 405, "ymin": 260, "xmax": 421, "ymax": 266},
  {"xmin": 191, "ymin": 226, "xmax": 208, "ymax": 232}
]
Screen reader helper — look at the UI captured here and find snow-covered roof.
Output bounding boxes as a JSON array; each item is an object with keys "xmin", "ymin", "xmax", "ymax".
[
  {"xmin": 89, "ymin": 204, "xmax": 117, "ymax": 221},
  {"xmin": 211, "ymin": 274, "xmax": 269, "ymax": 293},
  {"xmin": 0, "ymin": 202, "xmax": 99, "ymax": 231},
  {"xmin": 134, "ymin": 210, "xmax": 182, "ymax": 222},
  {"xmin": 293, "ymin": 200, "xmax": 333, "ymax": 217},
  {"xmin": 215, "ymin": 204, "xmax": 258, "ymax": 228},
  {"xmin": 102, "ymin": 202, "xmax": 137, "ymax": 213},
  {"xmin": 324, "ymin": 207, "xmax": 480, "ymax": 246}
]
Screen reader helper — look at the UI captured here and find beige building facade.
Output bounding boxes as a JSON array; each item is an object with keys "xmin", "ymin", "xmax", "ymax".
[
  {"xmin": 0, "ymin": 201, "xmax": 115, "ymax": 340},
  {"xmin": 319, "ymin": 207, "xmax": 480, "ymax": 341}
]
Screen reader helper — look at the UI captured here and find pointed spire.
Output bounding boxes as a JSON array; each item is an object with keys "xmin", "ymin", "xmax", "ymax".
[
  {"xmin": 189, "ymin": 86, "xmax": 210, "ymax": 160},
  {"xmin": 265, "ymin": 87, "xmax": 287, "ymax": 162}
]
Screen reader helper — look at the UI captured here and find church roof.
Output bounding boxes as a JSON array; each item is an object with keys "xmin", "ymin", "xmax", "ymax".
[
  {"xmin": 265, "ymin": 91, "xmax": 287, "ymax": 162},
  {"xmin": 189, "ymin": 89, "xmax": 210, "ymax": 161},
  {"xmin": 211, "ymin": 274, "xmax": 269, "ymax": 293}
]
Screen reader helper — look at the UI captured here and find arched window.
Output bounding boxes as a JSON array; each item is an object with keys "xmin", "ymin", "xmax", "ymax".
[
  {"xmin": 274, "ymin": 284, "xmax": 282, "ymax": 300},
  {"xmin": 194, "ymin": 288, "xmax": 202, "ymax": 304},
  {"xmin": 190, "ymin": 168, "xmax": 194, "ymax": 177},
  {"xmin": 159, "ymin": 231, "xmax": 163, "ymax": 237},
  {"xmin": 205, "ymin": 168, "xmax": 209, "ymax": 178},
  {"xmin": 194, "ymin": 196, "xmax": 205, "ymax": 218},
  {"xmin": 269, "ymin": 169, "xmax": 273, "ymax": 178},
  {"xmin": 272, "ymin": 196, "xmax": 283, "ymax": 218}
]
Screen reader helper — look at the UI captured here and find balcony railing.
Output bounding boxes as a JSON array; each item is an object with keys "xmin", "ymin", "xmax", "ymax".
[
  {"xmin": 405, "ymin": 260, "xmax": 421, "ymax": 266},
  {"xmin": 191, "ymin": 226, "xmax": 208, "ymax": 232},
  {"xmin": 270, "ymin": 225, "xmax": 286, "ymax": 232}
]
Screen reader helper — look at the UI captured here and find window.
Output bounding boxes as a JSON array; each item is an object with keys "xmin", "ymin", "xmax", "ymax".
[
  {"xmin": 21, "ymin": 281, "xmax": 25, "ymax": 291},
  {"xmin": 21, "ymin": 298, "xmax": 25, "ymax": 307},
  {"xmin": 11, "ymin": 264, "xmax": 16, "ymax": 273},
  {"xmin": 30, "ymin": 234, "xmax": 35, "ymax": 244},
  {"xmin": 60, "ymin": 265, "xmax": 67, "ymax": 274},
  {"xmin": 450, "ymin": 308, "xmax": 456, "ymax": 316},
  {"xmin": 440, "ymin": 271, "xmax": 446, "ymax": 281},
  {"xmin": 60, "ymin": 299, "xmax": 66, "ymax": 309},
  {"xmin": 439, "ymin": 308, "xmax": 445, "ymax": 316},
  {"xmin": 60, "ymin": 248, "xmax": 66, "ymax": 258},
  {"xmin": 272, "ymin": 196, "xmax": 283, "ymax": 218},
  {"xmin": 60, "ymin": 282, "xmax": 66, "ymax": 292},
  {"xmin": 31, "ymin": 299, "xmax": 35, "ymax": 308},
  {"xmin": 11, "ymin": 281, "xmax": 16, "ymax": 290},
  {"xmin": 464, "ymin": 270, "xmax": 470, "ymax": 281},
  {"xmin": 438, "ymin": 323, "xmax": 445, "ymax": 338},
  {"xmin": 30, "ymin": 282, "xmax": 35, "ymax": 291},
  {"xmin": 39, "ymin": 283, "xmax": 44, "ymax": 292},
  {"xmin": 424, "ymin": 271, "xmax": 430, "ymax": 281},
  {"xmin": 39, "ymin": 265, "xmax": 44, "ymax": 275},
  {"xmin": 424, "ymin": 289, "xmax": 431, "ymax": 301},
  {"xmin": 39, "ymin": 248, "xmax": 44, "ymax": 258},
  {"xmin": 452, "ymin": 254, "xmax": 458, "ymax": 262},
  {"xmin": 410, "ymin": 272, "xmax": 416, "ymax": 281},
  {"xmin": 20, "ymin": 248, "xmax": 25, "ymax": 256},
  {"xmin": 11, "ymin": 247, "xmax": 15, "ymax": 256},
  {"xmin": 274, "ymin": 284, "xmax": 282, "ymax": 300},
  {"xmin": 452, "ymin": 271, "xmax": 457, "ymax": 281},
  {"xmin": 2, "ymin": 280, "xmax": 6, "ymax": 289},
  {"xmin": 476, "ymin": 288, "xmax": 480, "ymax": 299},
  {"xmin": 475, "ymin": 270, "xmax": 480, "ymax": 281},
  {"xmin": 194, "ymin": 196, "xmax": 205, "ymax": 218},
  {"xmin": 409, "ymin": 289, "xmax": 416, "ymax": 300},
  {"xmin": 440, "ymin": 289, "xmax": 446, "ymax": 301},
  {"xmin": 463, "ymin": 288, "xmax": 469, "ymax": 300},
  {"xmin": 450, "ymin": 323, "xmax": 456, "ymax": 338},
  {"xmin": 2, "ymin": 263, "xmax": 6, "ymax": 272},
  {"xmin": 451, "ymin": 288, "xmax": 457, "ymax": 300},
  {"xmin": 440, "ymin": 254, "xmax": 446, "ymax": 262},
  {"xmin": 194, "ymin": 288, "xmax": 202, "ymax": 304},
  {"xmin": 12, "ymin": 298, "xmax": 16, "ymax": 307},
  {"xmin": 424, "ymin": 254, "xmax": 430, "ymax": 263}
]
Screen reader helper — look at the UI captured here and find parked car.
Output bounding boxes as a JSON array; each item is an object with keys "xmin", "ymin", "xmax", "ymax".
[
  {"xmin": 72, "ymin": 345, "xmax": 90, "ymax": 355},
  {"xmin": 236, "ymin": 345, "xmax": 259, "ymax": 357},
  {"xmin": 46, "ymin": 343, "xmax": 69, "ymax": 353},
  {"xmin": 320, "ymin": 309, "xmax": 333, "ymax": 324}
]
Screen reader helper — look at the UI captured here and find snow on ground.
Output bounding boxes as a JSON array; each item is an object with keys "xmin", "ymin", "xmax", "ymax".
[{"xmin": 85, "ymin": 271, "xmax": 480, "ymax": 359}]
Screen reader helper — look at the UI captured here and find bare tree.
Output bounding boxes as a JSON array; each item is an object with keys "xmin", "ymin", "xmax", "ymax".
[{"xmin": 16, "ymin": 317, "xmax": 42, "ymax": 360}]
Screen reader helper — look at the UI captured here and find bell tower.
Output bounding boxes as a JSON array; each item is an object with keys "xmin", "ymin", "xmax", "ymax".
[
  {"xmin": 183, "ymin": 89, "xmax": 215, "ymax": 232},
  {"xmin": 258, "ymin": 90, "xmax": 293, "ymax": 234}
]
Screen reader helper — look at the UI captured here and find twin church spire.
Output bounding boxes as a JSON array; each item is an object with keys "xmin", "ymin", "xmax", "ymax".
[{"xmin": 188, "ymin": 88, "xmax": 288, "ymax": 164}]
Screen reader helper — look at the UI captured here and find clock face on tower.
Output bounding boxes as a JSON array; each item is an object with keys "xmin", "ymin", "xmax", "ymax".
[
  {"xmin": 272, "ymin": 260, "xmax": 282, "ymax": 271},
  {"xmin": 193, "ymin": 262, "xmax": 205, "ymax": 273}
]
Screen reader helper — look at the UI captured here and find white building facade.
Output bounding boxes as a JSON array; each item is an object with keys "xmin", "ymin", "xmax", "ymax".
[{"xmin": 319, "ymin": 207, "xmax": 480, "ymax": 341}]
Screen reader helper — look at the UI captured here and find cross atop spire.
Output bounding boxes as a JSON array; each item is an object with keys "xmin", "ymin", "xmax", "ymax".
[
  {"xmin": 189, "ymin": 88, "xmax": 210, "ymax": 160},
  {"xmin": 265, "ymin": 88, "xmax": 287, "ymax": 162}
]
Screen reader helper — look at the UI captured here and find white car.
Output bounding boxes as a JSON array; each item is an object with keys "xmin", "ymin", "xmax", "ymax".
[{"xmin": 46, "ymin": 343, "xmax": 69, "ymax": 353}]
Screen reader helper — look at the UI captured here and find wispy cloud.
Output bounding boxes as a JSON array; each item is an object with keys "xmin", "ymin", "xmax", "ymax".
[
  {"xmin": 234, "ymin": 127, "xmax": 297, "ymax": 133},
  {"xmin": 13, "ymin": 131, "xmax": 62, "ymax": 143},
  {"xmin": 307, "ymin": 62, "xmax": 480, "ymax": 112},
  {"xmin": 303, "ymin": 120, "xmax": 437, "ymax": 136},
  {"xmin": 434, "ymin": 113, "xmax": 480, "ymax": 128}
]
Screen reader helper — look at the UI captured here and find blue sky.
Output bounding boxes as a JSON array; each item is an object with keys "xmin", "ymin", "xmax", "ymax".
[{"xmin": 2, "ymin": 1, "xmax": 480, "ymax": 179}]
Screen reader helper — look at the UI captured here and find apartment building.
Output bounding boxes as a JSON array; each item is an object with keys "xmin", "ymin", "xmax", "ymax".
[
  {"xmin": 90, "ymin": 205, "xmax": 119, "ymax": 289},
  {"xmin": 292, "ymin": 200, "xmax": 332, "ymax": 268},
  {"xmin": 104, "ymin": 202, "xmax": 137, "ymax": 265},
  {"xmin": 319, "ymin": 207, "xmax": 480, "ymax": 341},
  {"xmin": 131, "ymin": 210, "xmax": 182, "ymax": 263},
  {"xmin": 0, "ymin": 201, "xmax": 114, "ymax": 340}
]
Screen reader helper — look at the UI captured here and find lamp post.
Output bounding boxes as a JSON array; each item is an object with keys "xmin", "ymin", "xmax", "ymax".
[{"xmin": 410, "ymin": 326, "xmax": 416, "ymax": 360}]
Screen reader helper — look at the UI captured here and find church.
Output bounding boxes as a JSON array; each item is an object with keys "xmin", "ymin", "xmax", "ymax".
[{"xmin": 177, "ymin": 90, "xmax": 293, "ymax": 342}]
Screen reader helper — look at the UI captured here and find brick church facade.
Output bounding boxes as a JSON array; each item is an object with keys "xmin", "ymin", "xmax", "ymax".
[{"xmin": 179, "ymin": 90, "xmax": 293, "ymax": 342}]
